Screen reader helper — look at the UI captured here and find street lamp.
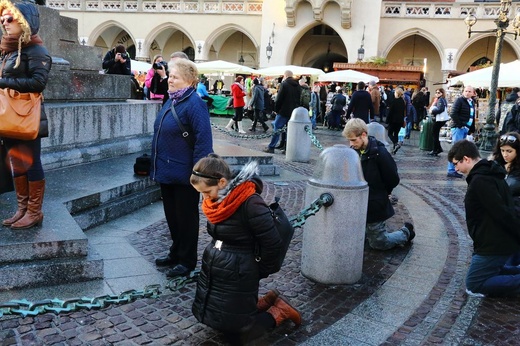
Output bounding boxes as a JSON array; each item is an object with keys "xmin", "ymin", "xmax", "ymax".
[
  {"xmin": 464, "ymin": 0, "xmax": 520, "ymax": 151},
  {"xmin": 266, "ymin": 37, "xmax": 273, "ymax": 63},
  {"xmin": 357, "ymin": 25, "xmax": 365, "ymax": 62}
]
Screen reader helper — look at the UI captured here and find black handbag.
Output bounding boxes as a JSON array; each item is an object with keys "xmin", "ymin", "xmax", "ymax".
[
  {"xmin": 133, "ymin": 153, "xmax": 151, "ymax": 176},
  {"xmin": 1, "ymin": 140, "xmax": 14, "ymax": 193}
]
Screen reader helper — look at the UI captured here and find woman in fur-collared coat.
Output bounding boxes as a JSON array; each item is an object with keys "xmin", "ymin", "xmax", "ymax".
[
  {"xmin": 0, "ymin": 0, "xmax": 52, "ymax": 229},
  {"xmin": 190, "ymin": 155, "xmax": 301, "ymax": 345}
]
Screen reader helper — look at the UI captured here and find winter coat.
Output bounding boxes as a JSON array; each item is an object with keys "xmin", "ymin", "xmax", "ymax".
[
  {"xmin": 150, "ymin": 88, "xmax": 213, "ymax": 185},
  {"xmin": 346, "ymin": 90, "xmax": 374, "ymax": 123},
  {"xmin": 359, "ymin": 136, "xmax": 400, "ymax": 223},
  {"xmin": 102, "ymin": 49, "xmax": 131, "ymax": 75},
  {"xmin": 274, "ymin": 77, "xmax": 301, "ymax": 118},
  {"xmin": 386, "ymin": 96, "xmax": 406, "ymax": 125},
  {"xmin": 331, "ymin": 93, "xmax": 347, "ymax": 112},
  {"xmin": 192, "ymin": 172, "xmax": 283, "ymax": 333},
  {"xmin": 465, "ymin": 159, "xmax": 520, "ymax": 255},
  {"xmin": 506, "ymin": 168, "xmax": 520, "ymax": 216},
  {"xmin": 231, "ymin": 82, "xmax": 246, "ymax": 108},
  {"xmin": 0, "ymin": 1, "xmax": 52, "ymax": 139},
  {"xmin": 249, "ymin": 84, "xmax": 265, "ymax": 111},
  {"xmin": 450, "ymin": 96, "xmax": 476, "ymax": 132}
]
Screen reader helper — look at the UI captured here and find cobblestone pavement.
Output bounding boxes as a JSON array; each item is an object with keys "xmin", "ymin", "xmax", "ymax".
[{"xmin": 1, "ymin": 117, "xmax": 519, "ymax": 345}]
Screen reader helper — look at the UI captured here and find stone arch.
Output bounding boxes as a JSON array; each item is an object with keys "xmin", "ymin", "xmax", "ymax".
[
  {"xmin": 202, "ymin": 24, "xmax": 258, "ymax": 63},
  {"xmin": 143, "ymin": 23, "xmax": 195, "ymax": 59},
  {"xmin": 285, "ymin": 0, "xmax": 351, "ymax": 29},
  {"xmin": 382, "ymin": 28, "xmax": 444, "ymax": 60},
  {"xmin": 88, "ymin": 20, "xmax": 135, "ymax": 50},
  {"xmin": 456, "ymin": 33, "xmax": 520, "ymax": 72}
]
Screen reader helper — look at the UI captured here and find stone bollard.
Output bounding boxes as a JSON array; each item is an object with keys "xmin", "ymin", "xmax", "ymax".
[
  {"xmin": 367, "ymin": 121, "xmax": 389, "ymax": 146},
  {"xmin": 301, "ymin": 144, "xmax": 369, "ymax": 284},
  {"xmin": 286, "ymin": 107, "xmax": 312, "ymax": 162}
]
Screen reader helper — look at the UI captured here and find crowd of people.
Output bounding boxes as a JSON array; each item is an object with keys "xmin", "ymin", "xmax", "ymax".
[{"xmin": 2, "ymin": 4, "xmax": 520, "ymax": 341}]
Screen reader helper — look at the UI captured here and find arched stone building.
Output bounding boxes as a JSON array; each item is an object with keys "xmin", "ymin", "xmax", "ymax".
[{"xmin": 50, "ymin": 0, "xmax": 520, "ymax": 90}]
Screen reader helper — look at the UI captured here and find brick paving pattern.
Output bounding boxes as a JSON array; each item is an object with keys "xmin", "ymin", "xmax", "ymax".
[{"xmin": 1, "ymin": 119, "xmax": 520, "ymax": 345}]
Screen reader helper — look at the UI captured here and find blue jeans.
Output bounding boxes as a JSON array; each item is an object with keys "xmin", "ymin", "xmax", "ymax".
[
  {"xmin": 268, "ymin": 114, "xmax": 289, "ymax": 149},
  {"xmin": 365, "ymin": 221, "xmax": 410, "ymax": 250},
  {"xmin": 447, "ymin": 126, "xmax": 468, "ymax": 173},
  {"xmin": 466, "ymin": 253, "xmax": 520, "ymax": 296}
]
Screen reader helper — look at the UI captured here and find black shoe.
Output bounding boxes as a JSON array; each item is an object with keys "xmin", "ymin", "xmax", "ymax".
[
  {"xmin": 248, "ymin": 127, "xmax": 255, "ymax": 132},
  {"xmin": 262, "ymin": 125, "xmax": 269, "ymax": 133},
  {"xmin": 427, "ymin": 150, "xmax": 438, "ymax": 156},
  {"xmin": 392, "ymin": 144, "xmax": 401, "ymax": 155},
  {"xmin": 155, "ymin": 255, "xmax": 176, "ymax": 267},
  {"xmin": 263, "ymin": 147, "xmax": 274, "ymax": 153},
  {"xmin": 404, "ymin": 222, "xmax": 415, "ymax": 243},
  {"xmin": 447, "ymin": 172, "xmax": 463, "ymax": 178},
  {"xmin": 274, "ymin": 143, "xmax": 285, "ymax": 149},
  {"xmin": 165, "ymin": 264, "xmax": 191, "ymax": 278}
]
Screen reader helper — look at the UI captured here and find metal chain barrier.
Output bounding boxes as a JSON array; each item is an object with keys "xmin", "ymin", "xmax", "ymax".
[
  {"xmin": 0, "ymin": 193, "xmax": 334, "ymax": 318},
  {"xmin": 304, "ymin": 125, "xmax": 324, "ymax": 151},
  {"xmin": 290, "ymin": 193, "xmax": 334, "ymax": 229},
  {"xmin": 211, "ymin": 122, "xmax": 286, "ymax": 140}
]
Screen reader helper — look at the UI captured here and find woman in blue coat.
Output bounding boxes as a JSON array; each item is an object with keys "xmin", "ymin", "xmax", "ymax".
[{"xmin": 150, "ymin": 58, "xmax": 213, "ymax": 277}]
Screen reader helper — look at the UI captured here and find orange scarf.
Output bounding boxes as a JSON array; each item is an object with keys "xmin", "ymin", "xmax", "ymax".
[{"xmin": 202, "ymin": 181, "xmax": 256, "ymax": 224}]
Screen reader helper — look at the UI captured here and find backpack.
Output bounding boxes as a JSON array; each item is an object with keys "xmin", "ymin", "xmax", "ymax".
[
  {"xmin": 245, "ymin": 196, "xmax": 295, "ymax": 274},
  {"xmin": 300, "ymin": 88, "xmax": 311, "ymax": 108}
]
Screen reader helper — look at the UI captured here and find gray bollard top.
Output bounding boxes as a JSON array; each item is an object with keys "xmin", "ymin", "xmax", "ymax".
[
  {"xmin": 367, "ymin": 122, "xmax": 389, "ymax": 145},
  {"xmin": 309, "ymin": 144, "xmax": 367, "ymax": 188},
  {"xmin": 289, "ymin": 107, "xmax": 311, "ymax": 123}
]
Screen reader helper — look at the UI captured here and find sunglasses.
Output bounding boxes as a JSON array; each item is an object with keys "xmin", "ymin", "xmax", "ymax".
[
  {"xmin": 1, "ymin": 15, "xmax": 13, "ymax": 25},
  {"xmin": 500, "ymin": 135, "xmax": 518, "ymax": 144}
]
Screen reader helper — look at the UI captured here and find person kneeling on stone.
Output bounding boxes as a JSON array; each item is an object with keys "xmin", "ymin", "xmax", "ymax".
[
  {"xmin": 190, "ymin": 154, "xmax": 301, "ymax": 345},
  {"xmin": 343, "ymin": 119, "xmax": 415, "ymax": 250}
]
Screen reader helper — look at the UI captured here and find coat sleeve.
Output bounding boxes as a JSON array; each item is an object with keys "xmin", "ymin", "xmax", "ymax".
[
  {"xmin": 245, "ymin": 195, "xmax": 283, "ymax": 278},
  {"xmin": 377, "ymin": 149, "xmax": 400, "ymax": 194},
  {"xmin": 187, "ymin": 96, "xmax": 214, "ymax": 164},
  {"xmin": 0, "ymin": 49, "xmax": 51, "ymax": 92}
]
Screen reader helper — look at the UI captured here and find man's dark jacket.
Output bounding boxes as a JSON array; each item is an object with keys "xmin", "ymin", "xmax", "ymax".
[
  {"xmin": 465, "ymin": 160, "xmax": 520, "ymax": 255},
  {"xmin": 274, "ymin": 77, "xmax": 301, "ymax": 118},
  {"xmin": 450, "ymin": 96, "xmax": 475, "ymax": 132},
  {"xmin": 359, "ymin": 136, "xmax": 400, "ymax": 223},
  {"xmin": 346, "ymin": 90, "xmax": 374, "ymax": 123}
]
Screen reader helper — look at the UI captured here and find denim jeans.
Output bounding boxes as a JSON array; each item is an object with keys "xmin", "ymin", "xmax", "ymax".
[
  {"xmin": 366, "ymin": 221, "xmax": 409, "ymax": 250},
  {"xmin": 268, "ymin": 114, "xmax": 289, "ymax": 149},
  {"xmin": 447, "ymin": 126, "xmax": 468, "ymax": 173},
  {"xmin": 466, "ymin": 253, "xmax": 520, "ymax": 296}
]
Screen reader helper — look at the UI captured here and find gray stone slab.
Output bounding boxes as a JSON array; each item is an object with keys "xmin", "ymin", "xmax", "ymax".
[{"xmin": 103, "ymin": 257, "xmax": 157, "ymax": 279}]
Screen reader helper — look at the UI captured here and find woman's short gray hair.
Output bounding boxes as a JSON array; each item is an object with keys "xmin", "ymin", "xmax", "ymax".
[{"xmin": 168, "ymin": 59, "xmax": 199, "ymax": 87}]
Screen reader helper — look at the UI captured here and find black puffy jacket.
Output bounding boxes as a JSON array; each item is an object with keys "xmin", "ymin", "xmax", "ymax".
[
  {"xmin": 192, "ymin": 176, "xmax": 282, "ymax": 333},
  {"xmin": 0, "ymin": 2, "xmax": 52, "ymax": 138}
]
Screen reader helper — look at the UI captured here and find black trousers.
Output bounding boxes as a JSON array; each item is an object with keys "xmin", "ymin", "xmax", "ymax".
[
  {"xmin": 387, "ymin": 122, "xmax": 402, "ymax": 145},
  {"xmin": 160, "ymin": 183, "xmax": 200, "ymax": 270},
  {"xmin": 432, "ymin": 120, "xmax": 447, "ymax": 153},
  {"xmin": 225, "ymin": 312, "xmax": 276, "ymax": 345}
]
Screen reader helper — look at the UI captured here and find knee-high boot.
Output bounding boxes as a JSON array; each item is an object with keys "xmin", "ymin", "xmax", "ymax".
[
  {"xmin": 225, "ymin": 119, "xmax": 235, "ymax": 131},
  {"xmin": 2, "ymin": 175, "xmax": 29, "ymax": 226},
  {"xmin": 237, "ymin": 121, "xmax": 246, "ymax": 134},
  {"xmin": 11, "ymin": 179, "xmax": 45, "ymax": 229}
]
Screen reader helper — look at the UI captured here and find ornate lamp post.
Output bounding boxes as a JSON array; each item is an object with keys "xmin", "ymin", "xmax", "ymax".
[
  {"xmin": 266, "ymin": 37, "xmax": 273, "ymax": 63},
  {"xmin": 357, "ymin": 25, "xmax": 365, "ymax": 62},
  {"xmin": 464, "ymin": 0, "xmax": 520, "ymax": 151}
]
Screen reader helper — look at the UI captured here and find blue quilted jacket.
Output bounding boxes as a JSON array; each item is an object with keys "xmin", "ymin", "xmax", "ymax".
[{"xmin": 150, "ymin": 88, "xmax": 213, "ymax": 185}]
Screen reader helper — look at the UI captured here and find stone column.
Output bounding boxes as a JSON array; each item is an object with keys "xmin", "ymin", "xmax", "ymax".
[
  {"xmin": 285, "ymin": 107, "xmax": 312, "ymax": 162},
  {"xmin": 301, "ymin": 144, "xmax": 368, "ymax": 284}
]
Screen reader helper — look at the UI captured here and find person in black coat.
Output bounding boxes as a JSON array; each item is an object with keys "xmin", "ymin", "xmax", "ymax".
[
  {"xmin": 491, "ymin": 132, "xmax": 520, "ymax": 216},
  {"xmin": 386, "ymin": 87, "xmax": 406, "ymax": 155},
  {"xmin": 346, "ymin": 81, "xmax": 374, "ymax": 123},
  {"xmin": 342, "ymin": 119, "xmax": 415, "ymax": 250},
  {"xmin": 448, "ymin": 139, "xmax": 520, "ymax": 296},
  {"xmin": 0, "ymin": 0, "xmax": 52, "ymax": 229},
  {"xmin": 190, "ymin": 155, "xmax": 301, "ymax": 345},
  {"xmin": 264, "ymin": 70, "xmax": 301, "ymax": 153},
  {"xmin": 102, "ymin": 44, "xmax": 131, "ymax": 75}
]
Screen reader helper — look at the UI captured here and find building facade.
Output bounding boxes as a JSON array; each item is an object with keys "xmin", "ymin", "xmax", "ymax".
[{"xmin": 48, "ymin": 0, "xmax": 520, "ymax": 90}]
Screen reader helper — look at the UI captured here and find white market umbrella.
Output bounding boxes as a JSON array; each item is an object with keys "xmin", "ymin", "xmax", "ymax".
[
  {"xmin": 451, "ymin": 60, "xmax": 520, "ymax": 88},
  {"xmin": 256, "ymin": 65, "xmax": 325, "ymax": 77},
  {"xmin": 130, "ymin": 60, "xmax": 152, "ymax": 72},
  {"xmin": 318, "ymin": 69, "xmax": 379, "ymax": 83},
  {"xmin": 196, "ymin": 60, "xmax": 257, "ymax": 74}
]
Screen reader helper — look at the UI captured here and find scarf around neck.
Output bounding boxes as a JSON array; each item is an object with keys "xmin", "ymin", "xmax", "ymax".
[
  {"xmin": 202, "ymin": 181, "xmax": 256, "ymax": 224},
  {"xmin": 168, "ymin": 86, "xmax": 190, "ymax": 104},
  {"xmin": 201, "ymin": 161, "xmax": 260, "ymax": 224},
  {"xmin": 1, "ymin": 34, "xmax": 43, "ymax": 55}
]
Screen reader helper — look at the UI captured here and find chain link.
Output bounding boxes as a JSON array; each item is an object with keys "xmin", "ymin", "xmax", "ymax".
[
  {"xmin": 289, "ymin": 193, "xmax": 334, "ymax": 229},
  {"xmin": 0, "ymin": 193, "xmax": 333, "ymax": 318},
  {"xmin": 304, "ymin": 125, "xmax": 324, "ymax": 151},
  {"xmin": 211, "ymin": 122, "xmax": 286, "ymax": 140}
]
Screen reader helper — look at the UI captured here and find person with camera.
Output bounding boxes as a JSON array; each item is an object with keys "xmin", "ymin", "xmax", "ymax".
[
  {"xmin": 102, "ymin": 44, "xmax": 131, "ymax": 76},
  {"xmin": 145, "ymin": 54, "xmax": 168, "ymax": 104}
]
